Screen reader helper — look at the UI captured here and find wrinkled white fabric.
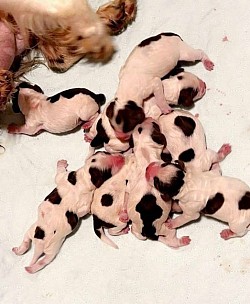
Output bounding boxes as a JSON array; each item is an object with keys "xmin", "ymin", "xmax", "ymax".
[{"xmin": 0, "ymin": 1, "xmax": 250, "ymax": 303}]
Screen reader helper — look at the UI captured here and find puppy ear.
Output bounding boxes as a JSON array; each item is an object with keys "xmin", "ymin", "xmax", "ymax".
[
  {"xmin": 89, "ymin": 167, "xmax": 112, "ymax": 188},
  {"xmin": 178, "ymin": 88, "xmax": 196, "ymax": 108},
  {"xmin": 106, "ymin": 101, "xmax": 115, "ymax": 119},
  {"xmin": 151, "ymin": 122, "xmax": 167, "ymax": 147},
  {"xmin": 90, "ymin": 119, "xmax": 109, "ymax": 148}
]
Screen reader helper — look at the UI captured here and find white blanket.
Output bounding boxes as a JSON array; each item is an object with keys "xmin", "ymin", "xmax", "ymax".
[{"xmin": 1, "ymin": 1, "xmax": 250, "ymax": 303}]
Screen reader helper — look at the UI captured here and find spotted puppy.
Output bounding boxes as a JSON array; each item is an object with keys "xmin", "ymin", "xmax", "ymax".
[
  {"xmin": 126, "ymin": 118, "xmax": 190, "ymax": 248},
  {"xmin": 158, "ymin": 110, "xmax": 231, "ymax": 173},
  {"xmin": 144, "ymin": 69, "xmax": 206, "ymax": 120},
  {"xmin": 91, "ymin": 154, "xmax": 135, "ymax": 249},
  {"xmin": 12, "ymin": 151, "xmax": 125, "ymax": 273},
  {"xmin": 8, "ymin": 81, "xmax": 105, "ymax": 135},
  {"xmin": 106, "ymin": 32, "xmax": 214, "ymax": 140},
  {"xmin": 146, "ymin": 161, "xmax": 250, "ymax": 241},
  {"xmin": 84, "ymin": 101, "xmax": 131, "ymax": 155}
]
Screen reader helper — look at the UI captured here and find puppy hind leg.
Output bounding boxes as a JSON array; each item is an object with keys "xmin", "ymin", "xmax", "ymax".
[
  {"xmin": 29, "ymin": 241, "xmax": 45, "ymax": 266},
  {"xmin": 179, "ymin": 42, "xmax": 214, "ymax": 71},
  {"xmin": 220, "ymin": 222, "xmax": 248, "ymax": 240},
  {"xmin": 158, "ymin": 228, "xmax": 191, "ymax": 248},
  {"xmin": 25, "ymin": 253, "xmax": 56, "ymax": 274},
  {"xmin": 12, "ymin": 232, "xmax": 32, "ymax": 255}
]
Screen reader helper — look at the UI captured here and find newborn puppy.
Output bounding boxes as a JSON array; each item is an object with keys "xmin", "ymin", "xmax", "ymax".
[
  {"xmin": 144, "ymin": 69, "xmax": 206, "ymax": 120},
  {"xmin": 146, "ymin": 161, "xmax": 250, "ymax": 241},
  {"xmin": 84, "ymin": 101, "xmax": 131, "ymax": 155},
  {"xmin": 8, "ymin": 82, "xmax": 105, "ymax": 135},
  {"xmin": 91, "ymin": 154, "xmax": 135, "ymax": 249},
  {"xmin": 158, "ymin": 110, "xmax": 231, "ymax": 172},
  {"xmin": 106, "ymin": 32, "xmax": 214, "ymax": 140},
  {"xmin": 126, "ymin": 118, "xmax": 190, "ymax": 248},
  {"xmin": 12, "ymin": 151, "xmax": 125, "ymax": 273}
]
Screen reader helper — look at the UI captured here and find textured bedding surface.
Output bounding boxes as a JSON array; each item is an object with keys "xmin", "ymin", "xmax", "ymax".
[{"xmin": 1, "ymin": 1, "xmax": 250, "ymax": 303}]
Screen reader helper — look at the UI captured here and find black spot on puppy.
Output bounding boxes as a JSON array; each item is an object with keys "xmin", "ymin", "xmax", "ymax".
[
  {"xmin": 89, "ymin": 167, "xmax": 112, "ymax": 188},
  {"xmin": 18, "ymin": 81, "xmax": 44, "ymax": 94},
  {"xmin": 238, "ymin": 191, "xmax": 250, "ymax": 210},
  {"xmin": 136, "ymin": 193, "xmax": 163, "ymax": 240},
  {"xmin": 118, "ymin": 101, "xmax": 145, "ymax": 133},
  {"xmin": 178, "ymin": 88, "xmax": 198, "ymax": 108},
  {"xmin": 91, "ymin": 119, "xmax": 110, "ymax": 149},
  {"xmin": 101, "ymin": 194, "xmax": 113, "ymax": 207},
  {"xmin": 138, "ymin": 34, "xmax": 162, "ymax": 47},
  {"xmin": 161, "ymin": 152, "xmax": 172, "ymax": 162},
  {"xmin": 138, "ymin": 127, "xmax": 143, "ymax": 134},
  {"xmin": 174, "ymin": 115, "xmax": 196, "ymax": 136},
  {"xmin": 178, "ymin": 148, "xmax": 195, "ymax": 162},
  {"xmin": 65, "ymin": 211, "xmax": 79, "ymax": 230},
  {"xmin": 151, "ymin": 122, "xmax": 166, "ymax": 147},
  {"xmin": 47, "ymin": 88, "xmax": 105, "ymax": 107},
  {"xmin": 161, "ymin": 66, "xmax": 185, "ymax": 80},
  {"xmin": 201, "ymin": 193, "xmax": 224, "ymax": 214},
  {"xmin": 68, "ymin": 171, "xmax": 77, "ymax": 185},
  {"xmin": 34, "ymin": 226, "xmax": 45, "ymax": 239},
  {"xmin": 138, "ymin": 32, "xmax": 181, "ymax": 47},
  {"xmin": 45, "ymin": 188, "xmax": 62, "ymax": 205}
]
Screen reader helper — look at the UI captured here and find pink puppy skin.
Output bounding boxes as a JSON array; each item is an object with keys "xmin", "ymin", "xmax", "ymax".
[
  {"xmin": 126, "ymin": 118, "xmax": 190, "ymax": 248},
  {"xmin": 158, "ymin": 109, "xmax": 231, "ymax": 173},
  {"xmin": 8, "ymin": 82, "xmax": 106, "ymax": 135},
  {"xmin": 144, "ymin": 69, "xmax": 206, "ymax": 120},
  {"xmin": 146, "ymin": 161, "xmax": 250, "ymax": 242},
  {"xmin": 106, "ymin": 32, "xmax": 214, "ymax": 139},
  {"xmin": 12, "ymin": 152, "xmax": 125, "ymax": 273}
]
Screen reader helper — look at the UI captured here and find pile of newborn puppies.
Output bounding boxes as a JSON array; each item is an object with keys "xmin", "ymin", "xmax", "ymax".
[{"xmin": 11, "ymin": 32, "xmax": 250, "ymax": 273}]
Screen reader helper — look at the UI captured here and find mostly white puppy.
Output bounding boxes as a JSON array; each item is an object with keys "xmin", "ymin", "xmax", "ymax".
[
  {"xmin": 106, "ymin": 32, "xmax": 214, "ymax": 140},
  {"xmin": 144, "ymin": 69, "xmax": 206, "ymax": 120},
  {"xmin": 146, "ymin": 161, "xmax": 250, "ymax": 242},
  {"xmin": 126, "ymin": 118, "xmax": 190, "ymax": 248},
  {"xmin": 158, "ymin": 110, "xmax": 231, "ymax": 172},
  {"xmin": 12, "ymin": 152, "xmax": 125, "ymax": 273},
  {"xmin": 8, "ymin": 82, "xmax": 105, "ymax": 135},
  {"xmin": 91, "ymin": 154, "xmax": 135, "ymax": 249}
]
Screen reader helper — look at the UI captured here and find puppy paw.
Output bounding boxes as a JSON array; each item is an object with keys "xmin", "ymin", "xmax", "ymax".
[
  {"xmin": 57, "ymin": 159, "xmax": 68, "ymax": 170},
  {"xmin": 220, "ymin": 228, "xmax": 235, "ymax": 240},
  {"xmin": 218, "ymin": 143, "xmax": 232, "ymax": 159},
  {"xmin": 84, "ymin": 133, "xmax": 93, "ymax": 143},
  {"xmin": 202, "ymin": 59, "xmax": 214, "ymax": 71},
  {"xmin": 179, "ymin": 236, "xmax": 191, "ymax": 246},
  {"xmin": 7, "ymin": 123, "xmax": 19, "ymax": 134}
]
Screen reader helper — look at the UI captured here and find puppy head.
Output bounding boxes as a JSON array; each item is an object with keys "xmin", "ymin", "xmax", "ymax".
[
  {"xmin": 132, "ymin": 117, "xmax": 166, "ymax": 151},
  {"xmin": 163, "ymin": 71, "xmax": 206, "ymax": 108},
  {"xmin": 87, "ymin": 151, "xmax": 125, "ymax": 188},
  {"xmin": 106, "ymin": 100, "xmax": 145, "ymax": 140},
  {"xmin": 146, "ymin": 160, "xmax": 185, "ymax": 199},
  {"xmin": 12, "ymin": 81, "xmax": 44, "ymax": 113},
  {"xmin": 0, "ymin": 70, "xmax": 14, "ymax": 111},
  {"xmin": 37, "ymin": 24, "xmax": 114, "ymax": 72}
]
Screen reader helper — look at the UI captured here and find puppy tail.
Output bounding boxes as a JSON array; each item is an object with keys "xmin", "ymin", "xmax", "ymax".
[
  {"xmin": 93, "ymin": 215, "xmax": 118, "ymax": 249},
  {"xmin": 96, "ymin": 94, "xmax": 106, "ymax": 107}
]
